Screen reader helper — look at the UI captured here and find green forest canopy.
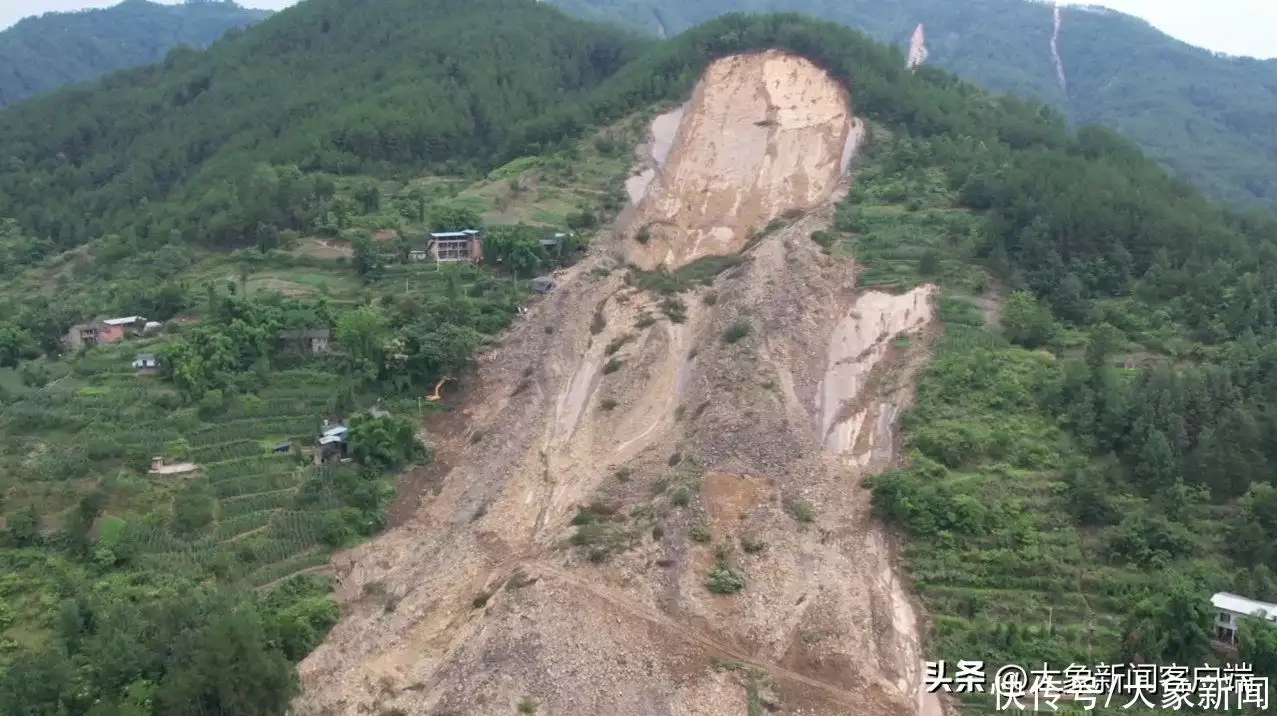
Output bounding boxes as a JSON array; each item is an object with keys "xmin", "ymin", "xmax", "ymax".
[
  {"xmin": 3, "ymin": 0, "xmax": 1277, "ymax": 713},
  {"xmin": 0, "ymin": 0, "xmax": 270, "ymax": 108}
]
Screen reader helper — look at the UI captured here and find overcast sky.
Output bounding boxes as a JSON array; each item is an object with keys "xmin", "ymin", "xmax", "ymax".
[{"xmin": 1, "ymin": 0, "xmax": 1275, "ymax": 59}]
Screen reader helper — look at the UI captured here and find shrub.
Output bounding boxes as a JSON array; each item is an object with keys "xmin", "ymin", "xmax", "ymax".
[
  {"xmin": 690, "ymin": 520, "xmax": 712, "ymax": 543},
  {"xmin": 723, "ymin": 319, "xmax": 752, "ymax": 344},
  {"xmin": 602, "ymin": 359, "xmax": 622, "ymax": 374},
  {"xmin": 672, "ymin": 487, "xmax": 691, "ymax": 507},
  {"xmin": 742, "ymin": 537, "xmax": 767, "ymax": 554},
  {"xmin": 707, "ymin": 559, "xmax": 746, "ymax": 594},
  {"xmin": 662, "ymin": 297, "xmax": 687, "ymax": 324},
  {"xmin": 787, "ymin": 499, "xmax": 815, "ymax": 523}
]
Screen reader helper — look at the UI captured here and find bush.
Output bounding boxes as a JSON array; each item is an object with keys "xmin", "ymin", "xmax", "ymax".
[
  {"xmin": 723, "ymin": 319, "xmax": 752, "ymax": 344},
  {"xmin": 690, "ymin": 519, "xmax": 712, "ymax": 543},
  {"xmin": 706, "ymin": 558, "xmax": 745, "ymax": 594},
  {"xmin": 786, "ymin": 499, "xmax": 815, "ymax": 524}
]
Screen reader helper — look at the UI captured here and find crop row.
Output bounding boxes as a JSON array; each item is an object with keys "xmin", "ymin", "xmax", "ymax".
[
  {"xmin": 244, "ymin": 550, "xmax": 332, "ymax": 588},
  {"xmin": 204, "ymin": 454, "xmax": 296, "ymax": 481},
  {"xmin": 219, "ymin": 489, "xmax": 299, "ymax": 519},
  {"xmin": 212, "ymin": 470, "xmax": 305, "ymax": 499}
]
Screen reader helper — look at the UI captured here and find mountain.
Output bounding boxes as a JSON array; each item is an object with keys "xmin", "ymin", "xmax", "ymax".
[
  {"xmin": 545, "ymin": 0, "xmax": 1277, "ymax": 213},
  {"xmin": 5, "ymin": 0, "xmax": 1277, "ymax": 714},
  {"xmin": 0, "ymin": 0, "xmax": 272, "ymax": 108}
]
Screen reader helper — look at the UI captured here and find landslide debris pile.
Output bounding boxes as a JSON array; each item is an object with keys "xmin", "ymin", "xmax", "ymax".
[{"xmin": 295, "ymin": 51, "xmax": 941, "ymax": 716}]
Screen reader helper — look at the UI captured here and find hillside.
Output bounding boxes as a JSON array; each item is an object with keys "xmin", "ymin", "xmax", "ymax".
[
  {"xmin": 4, "ymin": 1, "xmax": 1277, "ymax": 715},
  {"xmin": 545, "ymin": 0, "xmax": 1277, "ymax": 213},
  {"xmin": 0, "ymin": 0, "xmax": 646, "ymax": 259},
  {"xmin": 0, "ymin": 0, "xmax": 271, "ymax": 109}
]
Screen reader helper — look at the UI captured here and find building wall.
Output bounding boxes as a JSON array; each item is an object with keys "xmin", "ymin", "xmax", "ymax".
[{"xmin": 99, "ymin": 325, "xmax": 126, "ymax": 344}]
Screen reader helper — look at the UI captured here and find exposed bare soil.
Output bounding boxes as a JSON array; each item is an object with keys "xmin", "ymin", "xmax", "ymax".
[
  {"xmin": 295, "ymin": 51, "xmax": 943, "ymax": 716},
  {"xmin": 624, "ymin": 51, "xmax": 857, "ymax": 271}
]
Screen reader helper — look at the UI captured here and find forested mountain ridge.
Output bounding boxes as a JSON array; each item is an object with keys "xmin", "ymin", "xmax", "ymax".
[
  {"xmin": 545, "ymin": 0, "xmax": 1277, "ymax": 213},
  {"xmin": 0, "ymin": 0, "xmax": 271, "ymax": 109},
  {"xmin": 0, "ymin": 0, "xmax": 646, "ymax": 260},
  {"xmin": 2, "ymin": 0, "xmax": 1277, "ymax": 712}
]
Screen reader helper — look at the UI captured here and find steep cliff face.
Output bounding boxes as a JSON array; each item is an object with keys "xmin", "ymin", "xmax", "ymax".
[
  {"xmin": 622, "ymin": 52, "xmax": 859, "ymax": 271},
  {"xmin": 295, "ymin": 51, "xmax": 942, "ymax": 716}
]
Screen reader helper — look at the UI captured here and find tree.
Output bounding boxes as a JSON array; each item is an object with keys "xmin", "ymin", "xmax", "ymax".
[
  {"xmin": 157, "ymin": 604, "xmax": 300, "ymax": 716},
  {"xmin": 1240, "ymin": 617, "xmax": 1277, "ymax": 678},
  {"xmin": 172, "ymin": 483, "xmax": 215, "ymax": 534},
  {"xmin": 336, "ymin": 306, "xmax": 389, "ymax": 385},
  {"xmin": 346, "ymin": 415, "xmax": 424, "ymax": 471},
  {"xmin": 483, "ymin": 224, "xmax": 547, "ymax": 278},
  {"xmin": 4, "ymin": 505, "xmax": 43, "ymax": 547},
  {"xmin": 352, "ymin": 233, "xmax": 380, "ymax": 280},
  {"xmin": 1002, "ymin": 291, "xmax": 1058, "ymax": 349},
  {"xmin": 428, "ymin": 202, "xmax": 481, "ymax": 232},
  {"xmin": 1121, "ymin": 581, "xmax": 1211, "ymax": 664}
]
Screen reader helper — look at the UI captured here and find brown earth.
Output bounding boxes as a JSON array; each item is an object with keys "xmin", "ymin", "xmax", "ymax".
[
  {"xmin": 295, "ymin": 51, "xmax": 944, "ymax": 716},
  {"xmin": 624, "ymin": 50, "xmax": 861, "ymax": 271}
]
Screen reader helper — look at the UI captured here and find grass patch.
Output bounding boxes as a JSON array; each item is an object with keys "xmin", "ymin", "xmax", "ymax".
[{"xmin": 630, "ymin": 255, "xmax": 747, "ymax": 295}]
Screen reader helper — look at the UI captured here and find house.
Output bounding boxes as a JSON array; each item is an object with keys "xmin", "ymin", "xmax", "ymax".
[
  {"xmin": 132, "ymin": 353, "xmax": 159, "ymax": 375},
  {"xmin": 64, "ymin": 315, "xmax": 147, "ymax": 350},
  {"xmin": 103, "ymin": 316, "xmax": 146, "ymax": 330},
  {"xmin": 1212, "ymin": 592, "xmax": 1277, "ymax": 645},
  {"xmin": 411, "ymin": 230, "xmax": 483, "ymax": 264},
  {"xmin": 279, "ymin": 329, "xmax": 332, "ymax": 355},
  {"xmin": 531, "ymin": 276, "xmax": 556, "ymax": 294},
  {"xmin": 315, "ymin": 423, "xmax": 350, "ymax": 464}
]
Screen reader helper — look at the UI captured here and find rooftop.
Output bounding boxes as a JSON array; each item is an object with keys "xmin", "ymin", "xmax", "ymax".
[
  {"xmin": 102, "ymin": 316, "xmax": 145, "ymax": 326},
  {"xmin": 1213, "ymin": 592, "xmax": 1277, "ymax": 620},
  {"xmin": 430, "ymin": 230, "xmax": 480, "ymax": 239}
]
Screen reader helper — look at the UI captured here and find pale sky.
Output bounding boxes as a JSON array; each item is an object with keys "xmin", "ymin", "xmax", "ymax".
[{"xmin": 1, "ymin": 0, "xmax": 1275, "ymax": 59}]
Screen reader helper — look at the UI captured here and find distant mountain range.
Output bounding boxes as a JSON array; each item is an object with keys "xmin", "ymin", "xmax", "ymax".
[
  {"xmin": 547, "ymin": 0, "xmax": 1277, "ymax": 214},
  {"xmin": 0, "ymin": 0, "xmax": 271, "ymax": 109}
]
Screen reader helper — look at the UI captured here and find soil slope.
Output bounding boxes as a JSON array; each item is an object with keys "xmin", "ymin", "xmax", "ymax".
[
  {"xmin": 625, "ymin": 51, "xmax": 859, "ymax": 271},
  {"xmin": 295, "ymin": 51, "xmax": 941, "ymax": 716}
]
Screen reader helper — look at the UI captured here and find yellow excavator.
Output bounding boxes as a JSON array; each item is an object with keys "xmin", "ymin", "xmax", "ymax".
[{"xmin": 426, "ymin": 376, "xmax": 453, "ymax": 402}]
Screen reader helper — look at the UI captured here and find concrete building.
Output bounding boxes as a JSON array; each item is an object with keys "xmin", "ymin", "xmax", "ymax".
[
  {"xmin": 279, "ymin": 329, "xmax": 332, "ymax": 355},
  {"xmin": 1212, "ymin": 592, "xmax": 1277, "ymax": 645},
  {"xmin": 411, "ymin": 230, "xmax": 483, "ymax": 264}
]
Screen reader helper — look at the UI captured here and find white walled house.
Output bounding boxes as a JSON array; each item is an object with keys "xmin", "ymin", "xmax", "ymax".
[{"xmin": 1212, "ymin": 592, "xmax": 1277, "ymax": 645}]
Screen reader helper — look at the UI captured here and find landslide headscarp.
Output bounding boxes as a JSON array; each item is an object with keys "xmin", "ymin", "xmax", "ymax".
[
  {"xmin": 295, "ymin": 51, "xmax": 939, "ymax": 716},
  {"xmin": 625, "ymin": 50, "xmax": 860, "ymax": 271}
]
